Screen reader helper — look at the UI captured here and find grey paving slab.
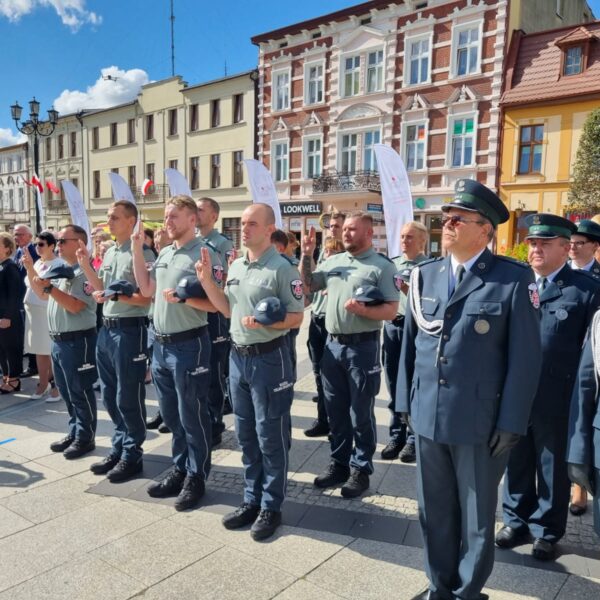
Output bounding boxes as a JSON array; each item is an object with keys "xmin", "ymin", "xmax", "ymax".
[
  {"xmin": 307, "ymin": 537, "xmax": 428, "ymax": 600},
  {"xmin": 0, "ymin": 556, "xmax": 143, "ymax": 600},
  {"xmin": 87, "ymin": 459, "xmax": 171, "ymax": 498},
  {"xmin": 0, "ymin": 444, "xmax": 28, "ymax": 465},
  {"xmin": 485, "ymin": 561, "xmax": 568, "ymax": 599},
  {"xmin": 273, "ymin": 579, "xmax": 345, "ymax": 599},
  {"xmin": 134, "ymin": 546, "xmax": 295, "ymax": 600},
  {"xmin": 402, "ymin": 519, "xmax": 424, "ymax": 548},
  {"xmin": 349, "ymin": 512, "xmax": 409, "ymax": 545},
  {"xmin": 297, "ymin": 504, "xmax": 358, "ymax": 537},
  {"xmin": 377, "ymin": 460, "xmax": 419, "ymax": 501},
  {"xmin": 34, "ymin": 444, "xmax": 115, "ymax": 476},
  {"xmin": 91, "ymin": 519, "xmax": 222, "ymax": 586},
  {"xmin": 555, "ymin": 574, "xmax": 600, "ymax": 599},
  {"xmin": 0, "ymin": 477, "xmax": 102, "ymax": 524},
  {"xmin": 0, "ymin": 505, "xmax": 34, "ymax": 539}
]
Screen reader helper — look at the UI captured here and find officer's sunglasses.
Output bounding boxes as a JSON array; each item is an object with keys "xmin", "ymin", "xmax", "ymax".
[
  {"xmin": 441, "ymin": 215, "xmax": 485, "ymax": 227},
  {"xmin": 56, "ymin": 238, "xmax": 78, "ymax": 245}
]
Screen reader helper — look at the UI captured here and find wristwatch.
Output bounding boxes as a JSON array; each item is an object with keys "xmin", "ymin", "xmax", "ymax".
[{"xmin": 43, "ymin": 283, "xmax": 54, "ymax": 294}]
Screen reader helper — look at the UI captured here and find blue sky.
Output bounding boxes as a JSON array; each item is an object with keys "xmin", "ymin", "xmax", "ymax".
[{"xmin": 1, "ymin": 0, "xmax": 599, "ymax": 146}]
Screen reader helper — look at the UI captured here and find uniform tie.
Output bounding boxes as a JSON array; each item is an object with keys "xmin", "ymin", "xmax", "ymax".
[
  {"xmin": 538, "ymin": 277, "xmax": 547, "ymax": 293},
  {"xmin": 456, "ymin": 264, "xmax": 465, "ymax": 287}
]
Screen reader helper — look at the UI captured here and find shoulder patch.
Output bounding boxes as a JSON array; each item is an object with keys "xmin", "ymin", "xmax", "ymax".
[
  {"xmin": 416, "ymin": 257, "xmax": 444, "ymax": 269},
  {"xmin": 290, "ymin": 279, "xmax": 304, "ymax": 300},
  {"xmin": 83, "ymin": 281, "xmax": 94, "ymax": 296}
]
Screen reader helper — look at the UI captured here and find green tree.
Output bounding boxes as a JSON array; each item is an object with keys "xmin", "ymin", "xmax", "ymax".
[{"xmin": 568, "ymin": 108, "xmax": 600, "ymax": 212}]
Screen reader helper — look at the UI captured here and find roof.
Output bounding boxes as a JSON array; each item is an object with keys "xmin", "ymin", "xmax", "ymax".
[
  {"xmin": 251, "ymin": 0, "xmax": 399, "ymax": 44},
  {"xmin": 182, "ymin": 70, "xmax": 257, "ymax": 92},
  {"xmin": 502, "ymin": 21, "xmax": 600, "ymax": 106}
]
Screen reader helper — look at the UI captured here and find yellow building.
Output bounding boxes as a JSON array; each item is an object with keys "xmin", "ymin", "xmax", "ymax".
[{"xmin": 498, "ymin": 23, "xmax": 600, "ymax": 250}]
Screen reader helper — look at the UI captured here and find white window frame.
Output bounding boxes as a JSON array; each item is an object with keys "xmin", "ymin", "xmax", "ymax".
[
  {"xmin": 272, "ymin": 140, "xmax": 289, "ymax": 182},
  {"xmin": 304, "ymin": 60, "xmax": 325, "ymax": 106},
  {"xmin": 402, "ymin": 121, "xmax": 428, "ymax": 172},
  {"xmin": 448, "ymin": 115, "xmax": 477, "ymax": 168},
  {"xmin": 272, "ymin": 68, "xmax": 291, "ymax": 112},
  {"xmin": 366, "ymin": 49, "xmax": 384, "ymax": 94},
  {"xmin": 450, "ymin": 20, "xmax": 483, "ymax": 79},
  {"xmin": 405, "ymin": 33, "xmax": 432, "ymax": 87},
  {"xmin": 342, "ymin": 54, "xmax": 361, "ymax": 98},
  {"xmin": 363, "ymin": 129, "xmax": 381, "ymax": 172},
  {"xmin": 338, "ymin": 132, "xmax": 359, "ymax": 173},
  {"xmin": 303, "ymin": 135, "xmax": 323, "ymax": 179},
  {"xmin": 18, "ymin": 187, "xmax": 24, "ymax": 212}
]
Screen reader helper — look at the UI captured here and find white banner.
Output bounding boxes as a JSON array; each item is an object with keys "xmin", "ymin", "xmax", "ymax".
[
  {"xmin": 243, "ymin": 159, "xmax": 283, "ymax": 229},
  {"xmin": 108, "ymin": 172, "xmax": 141, "ymax": 233},
  {"xmin": 373, "ymin": 144, "xmax": 414, "ymax": 258},
  {"xmin": 164, "ymin": 168, "xmax": 192, "ymax": 197},
  {"xmin": 61, "ymin": 180, "xmax": 92, "ymax": 250}
]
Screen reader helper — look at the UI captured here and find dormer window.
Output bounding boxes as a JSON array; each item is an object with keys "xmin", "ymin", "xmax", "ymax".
[{"xmin": 564, "ymin": 46, "xmax": 583, "ymax": 75}]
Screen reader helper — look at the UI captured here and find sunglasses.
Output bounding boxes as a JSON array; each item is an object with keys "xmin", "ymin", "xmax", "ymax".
[
  {"xmin": 35, "ymin": 242, "xmax": 47, "ymax": 247},
  {"xmin": 442, "ymin": 215, "xmax": 486, "ymax": 227},
  {"xmin": 56, "ymin": 238, "xmax": 78, "ymax": 245}
]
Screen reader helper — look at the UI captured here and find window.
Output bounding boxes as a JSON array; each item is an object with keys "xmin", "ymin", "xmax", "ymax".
[
  {"xmin": 127, "ymin": 118, "xmax": 135, "ymax": 144},
  {"xmin": 93, "ymin": 170, "xmax": 100, "ymax": 198},
  {"xmin": 223, "ymin": 217, "xmax": 241, "ymax": 248},
  {"xmin": 190, "ymin": 157, "xmax": 199, "ymax": 189},
  {"xmin": 451, "ymin": 118, "xmax": 475, "ymax": 167},
  {"xmin": 168, "ymin": 108, "xmax": 178, "ymax": 136},
  {"xmin": 233, "ymin": 94, "xmax": 244, "ymax": 123},
  {"xmin": 128, "ymin": 166, "xmax": 136, "ymax": 188},
  {"xmin": 8, "ymin": 189, "xmax": 14, "ymax": 211},
  {"xmin": 273, "ymin": 142, "xmax": 289, "ymax": 182},
  {"xmin": 146, "ymin": 114, "xmax": 154, "ymax": 140},
  {"xmin": 366, "ymin": 50, "xmax": 384, "ymax": 93},
  {"xmin": 110, "ymin": 122, "xmax": 118, "ymax": 147},
  {"xmin": 211, "ymin": 154, "xmax": 221, "ymax": 188},
  {"xmin": 16, "ymin": 156, "xmax": 22, "ymax": 170},
  {"xmin": 305, "ymin": 138, "xmax": 322, "ymax": 178},
  {"xmin": 518, "ymin": 125, "xmax": 544, "ymax": 174},
  {"xmin": 456, "ymin": 26, "xmax": 479, "ymax": 76},
  {"xmin": 46, "ymin": 138, "xmax": 52, "ymax": 160},
  {"xmin": 18, "ymin": 187, "xmax": 24, "ymax": 212},
  {"xmin": 211, "ymin": 99, "xmax": 220, "ymax": 128},
  {"xmin": 233, "ymin": 151, "xmax": 243, "ymax": 187},
  {"xmin": 146, "ymin": 163, "xmax": 155, "ymax": 185},
  {"xmin": 190, "ymin": 103, "xmax": 199, "ymax": 131},
  {"xmin": 273, "ymin": 71, "xmax": 290, "ymax": 111},
  {"xmin": 564, "ymin": 46, "xmax": 583, "ymax": 76},
  {"xmin": 305, "ymin": 63, "xmax": 324, "ymax": 105},
  {"xmin": 168, "ymin": 159, "xmax": 178, "ymax": 170},
  {"xmin": 70, "ymin": 132, "xmax": 77, "ymax": 157},
  {"xmin": 405, "ymin": 124, "xmax": 426, "ymax": 171},
  {"xmin": 343, "ymin": 56, "xmax": 361, "ymax": 97},
  {"xmin": 341, "ymin": 134, "xmax": 358, "ymax": 173},
  {"xmin": 363, "ymin": 130, "xmax": 381, "ymax": 171},
  {"xmin": 92, "ymin": 127, "xmax": 99, "ymax": 150},
  {"xmin": 111, "ymin": 167, "xmax": 119, "ymax": 175},
  {"xmin": 408, "ymin": 38, "xmax": 430, "ymax": 85},
  {"xmin": 58, "ymin": 134, "xmax": 64, "ymax": 159}
]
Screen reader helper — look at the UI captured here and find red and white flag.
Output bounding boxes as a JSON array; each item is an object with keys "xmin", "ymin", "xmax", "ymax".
[
  {"xmin": 20, "ymin": 175, "xmax": 32, "ymax": 187},
  {"xmin": 141, "ymin": 179, "xmax": 153, "ymax": 196},
  {"xmin": 46, "ymin": 180, "xmax": 60, "ymax": 195},
  {"xmin": 31, "ymin": 174, "xmax": 44, "ymax": 194}
]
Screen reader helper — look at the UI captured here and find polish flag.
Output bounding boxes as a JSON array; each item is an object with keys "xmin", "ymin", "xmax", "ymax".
[
  {"xmin": 141, "ymin": 179, "xmax": 153, "ymax": 196},
  {"xmin": 46, "ymin": 180, "xmax": 60, "ymax": 195},
  {"xmin": 31, "ymin": 174, "xmax": 44, "ymax": 194}
]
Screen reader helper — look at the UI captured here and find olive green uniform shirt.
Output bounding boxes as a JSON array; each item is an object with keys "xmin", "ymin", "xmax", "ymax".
[
  {"xmin": 201, "ymin": 229, "xmax": 234, "ymax": 274},
  {"xmin": 312, "ymin": 248, "xmax": 399, "ymax": 334},
  {"xmin": 311, "ymin": 250, "xmax": 329, "ymax": 317},
  {"xmin": 225, "ymin": 246, "xmax": 304, "ymax": 345}
]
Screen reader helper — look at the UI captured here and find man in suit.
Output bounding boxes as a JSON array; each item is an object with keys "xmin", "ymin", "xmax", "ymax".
[
  {"xmin": 497, "ymin": 214, "xmax": 600, "ymax": 561},
  {"xmin": 398, "ymin": 179, "xmax": 542, "ymax": 600}
]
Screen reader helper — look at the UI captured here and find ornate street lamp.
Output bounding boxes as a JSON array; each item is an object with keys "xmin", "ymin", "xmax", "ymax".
[{"xmin": 10, "ymin": 98, "xmax": 59, "ymax": 232}]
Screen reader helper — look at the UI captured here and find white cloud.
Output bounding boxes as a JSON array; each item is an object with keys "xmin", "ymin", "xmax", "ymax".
[
  {"xmin": 0, "ymin": 127, "xmax": 26, "ymax": 148},
  {"xmin": 0, "ymin": 0, "xmax": 102, "ymax": 31},
  {"xmin": 53, "ymin": 66, "xmax": 150, "ymax": 113}
]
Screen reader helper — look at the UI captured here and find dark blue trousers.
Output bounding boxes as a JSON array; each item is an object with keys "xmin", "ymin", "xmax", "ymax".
[
  {"xmin": 383, "ymin": 319, "xmax": 414, "ymax": 445},
  {"xmin": 152, "ymin": 331, "xmax": 212, "ymax": 478},
  {"xmin": 306, "ymin": 314, "xmax": 328, "ymax": 426},
  {"xmin": 229, "ymin": 343, "xmax": 293, "ymax": 511},
  {"xmin": 96, "ymin": 325, "xmax": 148, "ymax": 463},
  {"xmin": 52, "ymin": 334, "xmax": 98, "ymax": 443},
  {"xmin": 207, "ymin": 312, "xmax": 230, "ymax": 437},
  {"xmin": 321, "ymin": 336, "xmax": 380, "ymax": 474}
]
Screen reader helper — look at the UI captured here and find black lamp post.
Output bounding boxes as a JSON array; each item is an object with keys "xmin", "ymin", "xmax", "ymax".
[{"xmin": 10, "ymin": 98, "xmax": 59, "ymax": 233}]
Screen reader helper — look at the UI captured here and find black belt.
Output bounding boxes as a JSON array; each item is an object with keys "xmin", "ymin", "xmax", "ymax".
[
  {"xmin": 154, "ymin": 326, "xmax": 207, "ymax": 344},
  {"xmin": 232, "ymin": 336, "xmax": 286, "ymax": 357},
  {"xmin": 311, "ymin": 313, "xmax": 326, "ymax": 323},
  {"xmin": 391, "ymin": 316, "xmax": 405, "ymax": 328},
  {"xmin": 102, "ymin": 316, "xmax": 149, "ymax": 329},
  {"xmin": 50, "ymin": 328, "xmax": 96, "ymax": 342},
  {"xmin": 329, "ymin": 330, "xmax": 379, "ymax": 345}
]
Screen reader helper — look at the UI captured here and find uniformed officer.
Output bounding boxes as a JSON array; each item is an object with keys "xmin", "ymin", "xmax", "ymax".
[
  {"xmin": 397, "ymin": 179, "xmax": 542, "ymax": 600},
  {"xmin": 197, "ymin": 203, "xmax": 304, "ymax": 541},
  {"xmin": 304, "ymin": 212, "xmax": 345, "ymax": 438},
  {"xmin": 78, "ymin": 200, "xmax": 155, "ymax": 483},
  {"xmin": 381, "ymin": 221, "xmax": 428, "ymax": 463},
  {"xmin": 567, "ymin": 310, "xmax": 600, "ymax": 538},
  {"xmin": 197, "ymin": 197, "xmax": 234, "ymax": 445},
  {"xmin": 497, "ymin": 214, "xmax": 600, "ymax": 561},
  {"xmin": 26, "ymin": 225, "xmax": 98, "ymax": 459},
  {"xmin": 133, "ymin": 194, "xmax": 221, "ymax": 511},
  {"xmin": 301, "ymin": 212, "xmax": 399, "ymax": 498}
]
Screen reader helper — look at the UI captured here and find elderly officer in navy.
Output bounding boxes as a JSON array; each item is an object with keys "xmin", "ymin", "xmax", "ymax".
[
  {"xmin": 26, "ymin": 225, "xmax": 98, "ymax": 458},
  {"xmin": 381, "ymin": 220, "xmax": 428, "ymax": 463},
  {"xmin": 567, "ymin": 310, "xmax": 600, "ymax": 538},
  {"xmin": 398, "ymin": 179, "xmax": 542, "ymax": 600},
  {"xmin": 301, "ymin": 212, "xmax": 399, "ymax": 498},
  {"xmin": 497, "ymin": 214, "xmax": 600, "ymax": 561},
  {"xmin": 197, "ymin": 197, "xmax": 234, "ymax": 444},
  {"xmin": 78, "ymin": 200, "xmax": 154, "ymax": 483},
  {"xmin": 133, "ymin": 194, "xmax": 221, "ymax": 511},
  {"xmin": 197, "ymin": 203, "xmax": 304, "ymax": 541}
]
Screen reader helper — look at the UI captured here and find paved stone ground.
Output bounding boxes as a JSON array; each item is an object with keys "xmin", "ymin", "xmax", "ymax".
[{"xmin": 0, "ymin": 315, "xmax": 599, "ymax": 599}]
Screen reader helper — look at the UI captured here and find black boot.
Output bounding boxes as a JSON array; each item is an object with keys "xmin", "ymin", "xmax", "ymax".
[
  {"xmin": 341, "ymin": 468, "xmax": 369, "ymax": 498},
  {"xmin": 250, "ymin": 509, "xmax": 282, "ymax": 541},
  {"xmin": 146, "ymin": 412, "xmax": 163, "ymax": 430},
  {"xmin": 174, "ymin": 474, "xmax": 205, "ymax": 511},
  {"xmin": 147, "ymin": 469, "xmax": 186, "ymax": 498},
  {"xmin": 381, "ymin": 437, "xmax": 404, "ymax": 460},
  {"xmin": 314, "ymin": 461, "xmax": 350, "ymax": 488}
]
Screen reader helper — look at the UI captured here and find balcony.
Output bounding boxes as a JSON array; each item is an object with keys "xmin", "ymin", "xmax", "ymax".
[
  {"xmin": 132, "ymin": 183, "xmax": 170, "ymax": 205},
  {"xmin": 312, "ymin": 170, "xmax": 381, "ymax": 195}
]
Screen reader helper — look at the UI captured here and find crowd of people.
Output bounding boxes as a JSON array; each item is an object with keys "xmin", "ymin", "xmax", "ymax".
[{"xmin": 1, "ymin": 180, "xmax": 600, "ymax": 600}]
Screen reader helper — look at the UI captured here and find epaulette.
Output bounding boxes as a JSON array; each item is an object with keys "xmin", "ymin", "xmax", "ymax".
[
  {"xmin": 415, "ymin": 256, "xmax": 444, "ymax": 268},
  {"xmin": 377, "ymin": 252, "xmax": 394, "ymax": 263},
  {"xmin": 281, "ymin": 254, "xmax": 299, "ymax": 266},
  {"xmin": 495, "ymin": 255, "xmax": 530, "ymax": 269},
  {"xmin": 572, "ymin": 268, "xmax": 600, "ymax": 287},
  {"xmin": 219, "ymin": 232, "xmax": 232, "ymax": 242},
  {"xmin": 204, "ymin": 240, "xmax": 218, "ymax": 252}
]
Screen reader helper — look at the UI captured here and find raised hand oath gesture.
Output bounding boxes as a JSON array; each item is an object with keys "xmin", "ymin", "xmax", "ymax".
[
  {"xmin": 76, "ymin": 240, "xmax": 90, "ymax": 268},
  {"xmin": 195, "ymin": 247, "xmax": 213, "ymax": 286},
  {"xmin": 302, "ymin": 225, "xmax": 316, "ymax": 255},
  {"xmin": 130, "ymin": 225, "xmax": 144, "ymax": 252}
]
